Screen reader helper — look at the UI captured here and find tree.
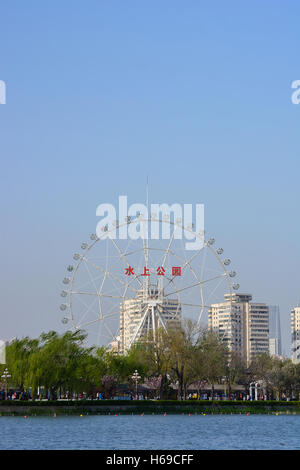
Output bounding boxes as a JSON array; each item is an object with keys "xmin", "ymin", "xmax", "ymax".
[
  {"xmin": 224, "ymin": 352, "xmax": 247, "ymax": 399},
  {"xmin": 4, "ymin": 337, "xmax": 39, "ymax": 392},
  {"xmin": 28, "ymin": 330, "xmax": 94, "ymax": 399},
  {"xmin": 167, "ymin": 320, "xmax": 201, "ymax": 400},
  {"xmin": 129, "ymin": 328, "xmax": 172, "ymax": 399},
  {"xmin": 198, "ymin": 330, "xmax": 227, "ymax": 400},
  {"xmin": 248, "ymin": 353, "xmax": 274, "ymax": 398},
  {"xmin": 266, "ymin": 358, "xmax": 297, "ymax": 400}
]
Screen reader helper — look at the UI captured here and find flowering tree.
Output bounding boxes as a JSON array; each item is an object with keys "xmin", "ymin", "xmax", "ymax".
[{"xmin": 145, "ymin": 376, "xmax": 162, "ymax": 397}]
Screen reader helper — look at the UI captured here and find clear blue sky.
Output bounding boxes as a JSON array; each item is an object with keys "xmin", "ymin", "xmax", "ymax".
[{"xmin": 0, "ymin": 1, "xmax": 299, "ymax": 353}]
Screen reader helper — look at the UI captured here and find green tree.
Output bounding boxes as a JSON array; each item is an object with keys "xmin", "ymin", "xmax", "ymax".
[
  {"xmin": 129, "ymin": 328, "xmax": 172, "ymax": 399},
  {"xmin": 224, "ymin": 352, "xmax": 247, "ymax": 399},
  {"xmin": 167, "ymin": 320, "xmax": 201, "ymax": 400},
  {"xmin": 28, "ymin": 330, "xmax": 94, "ymax": 399},
  {"xmin": 4, "ymin": 337, "xmax": 39, "ymax": 392},
  {"xmin": 198, "ymin": 330, "xmax": 227, "ymax": 400}
]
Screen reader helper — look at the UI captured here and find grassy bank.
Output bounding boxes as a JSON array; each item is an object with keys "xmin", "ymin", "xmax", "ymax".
[{"xmin": 0, "ymin": 400, "xmax": 300, "ymax": 416}]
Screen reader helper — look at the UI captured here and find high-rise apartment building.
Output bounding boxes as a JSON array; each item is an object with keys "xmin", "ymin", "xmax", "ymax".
[
  {"xmin": 269, "ymin": 305, "xmax": 282, "ymax": 357},
  {"xmin": 291, "ymin": 306, "xmax": 300, "ymax": 364},
  {"xmin": 209, "ymin": 293, "xmax": 269, "ymax": 366},
  {"xmin": 120, "ymin": 288, "xmax": 181, "ymax": 354}
]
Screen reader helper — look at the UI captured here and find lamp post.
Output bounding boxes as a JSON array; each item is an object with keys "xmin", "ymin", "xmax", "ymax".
[
  {"xmin": 131, "ymin": 370, "xmax": 141, "ymax": 400},
  {"xmin": 1, "ymin": 368, "xmax": 11, "ymax": 400}
]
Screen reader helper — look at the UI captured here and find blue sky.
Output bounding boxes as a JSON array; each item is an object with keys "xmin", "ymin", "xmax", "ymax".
[{"xmin": 0, "ymin": 1, "xmax": 299, "ymax": 353}]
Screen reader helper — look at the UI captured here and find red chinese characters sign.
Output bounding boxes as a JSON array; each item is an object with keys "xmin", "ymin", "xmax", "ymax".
[{"xmin": 125, "ymin": 266, "xmax": 181, "ymax": 276}]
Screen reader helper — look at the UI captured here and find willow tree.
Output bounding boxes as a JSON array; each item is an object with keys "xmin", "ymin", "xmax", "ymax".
[
  {"xmin": 28, "ymin": 330, "xmax": 92, "ymax": 399},
  {"xmin": 4, "ymin": 337, "xmax": 39, "ymax": 392}
]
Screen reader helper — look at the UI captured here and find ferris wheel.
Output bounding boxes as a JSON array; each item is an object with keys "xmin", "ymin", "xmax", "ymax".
[{"xmin": 59, "ymin": 216, "xmax": 240, "ymax": 349}]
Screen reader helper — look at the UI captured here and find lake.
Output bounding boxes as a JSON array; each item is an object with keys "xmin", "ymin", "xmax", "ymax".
[{"xmin": 0, "ymin": 414, "xmax": 299, "ymax": 450}]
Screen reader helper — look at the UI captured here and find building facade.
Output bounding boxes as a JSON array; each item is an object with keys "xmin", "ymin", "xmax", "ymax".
[
  {"xmin": 209, "ymin": 293, "xmax": 269, "ymax": 366},
  {"xmin": 291, "ymin": 306, "xmax": 300, "ymax": 364},
  {"xmin": 120, "ymin": 288, "xmax": 181, "ymax": 354},
  {"xmin": 268, "ymin": 305, "xmax": 282, "ymax": 357}
]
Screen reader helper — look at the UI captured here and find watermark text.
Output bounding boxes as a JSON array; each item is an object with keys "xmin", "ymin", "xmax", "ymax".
[
  {"xmin": 0, "ymin": 80, "xmax": 6, "ymax": 104},
  {"xmin": 96, "ymin": 196, "xmax": 205, "ymax": 251}
]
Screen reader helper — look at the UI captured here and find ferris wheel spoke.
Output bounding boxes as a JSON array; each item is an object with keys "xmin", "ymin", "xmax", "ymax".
[
  {"xmin": 102, "ymin": 318, "xmax": 117, "ymax": 341},
  {"xmin": 83, "ymin": 257, "xmax": 139, "ymax": 295},
  {"xmin": 156, "ymin": 303, "xmax": 180, "ymax": 323},
  {"xmin": 73, "ymin": 292, "xmax": 97, "ymax": 312},
  {"xmin": 155, "ymin": 305, "xmax": 168, "ymax": 332},
  {"xmin": 205, "ymin": 276, "xmax": 226, "ymax": 304},
  {"xmin": 160, "ymin": 225, "xmax": 177, "ymax": 270},
  {"xmin": 74, "ymin": 298, "xmax": 100, "ymax": 328},
  {"xmin": 102, "ymin": 311, "xmax": 123, "ymax": 320},
  {"xmin": 83, "ymin": 258, "xmax": 100, "ymax": 294},
  {"xmin": 105, "ymin": 238, "xmax": 109, "ymax": 271},
  {"xmin": 163, "ymin": 248, "xmax": 203, "ymax": 290},
  {"xmin": 99, "ymin": 269, "xmax": 120, "ymax": 298},
  {"xmin": 199, "ymin": 245, "xmax": 208, "ymax": 282},
  {"xmin": 164, "ymin": 273, "xmax": 226, "ymax": 297},
  {"xmin": 101, "ymin": 293, "xmax": 127, "ymax": 300},
  {"xmin": 97, "ymin": 272, "xmax": 107, "ymax": 319},
  {"xmin": 77, "ymin": 318, "xmax": 106, "ymax": 328},
  {"xmin": 129, "ymin": 305, "xmax": 150, "ymax": 348},
  {"xmin": 122, "ymin": 248, "xmax": 145, "ymax": 257},
  {"xmin": 95, "ymin": 331, "xmax": 117, "ymax": 342},
  {"xmin": 176, "ymin": 230, "xmax": 190, "ymax": 272},
  {"xmin": 96, "ymin": 315, "xmax": 103, "ymax": 346},
  {"xmin": 105, "ymin": 239, "xmax": 132, "ymax": 292},
  {"xmin": 196, "ymin": 277, "xmax": 227, "ymax": 326},
  {"xmin": 101, "ymin": 297, "xmax": 123, "ymax": 317},
  {"xmin": 110, "ymin": 238, "xmax": 143, "ymax": 287},
  {"xmin": 71, "ymin": 291, "xmax": 127, "ymax": 300},
  {"xmin": 71, "ymin": 291, "xmax": 100, "ymax": 296},
  {"xmin": 71, "ymin": 271, "xmax": 107, "ymax": 293}
]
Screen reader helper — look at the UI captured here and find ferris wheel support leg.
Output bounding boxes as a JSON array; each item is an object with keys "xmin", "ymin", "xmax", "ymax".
[
  {"xmin": 129, "ymin": 306, "xmax": 149, "ymax": 349},
  {"xmin": 151, "ymin": 306, "xmax": 156, "ymax": 343},
  {"xmin": 156, "ymin": 305, "xmax": 168, "ymax": 333}
]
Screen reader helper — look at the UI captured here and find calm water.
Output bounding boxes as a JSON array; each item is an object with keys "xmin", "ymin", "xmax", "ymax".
[{"xmin": 0, "ymin": 414, "xmax": 299, "ymax": 450}]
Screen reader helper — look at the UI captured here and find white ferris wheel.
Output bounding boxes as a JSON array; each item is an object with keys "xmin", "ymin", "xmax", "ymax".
[{"xmin": 60, "ymin": 216, "xmax": 240, "ymax": 349}]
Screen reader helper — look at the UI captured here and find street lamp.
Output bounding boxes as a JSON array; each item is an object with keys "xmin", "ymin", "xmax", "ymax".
[
  {"xmin": 131, "ymin": 370, "xmax": 141, "ymax": 400},
  {"xmin": 1, "ymin": 368, "xmax": 11, "ymax": 400}
]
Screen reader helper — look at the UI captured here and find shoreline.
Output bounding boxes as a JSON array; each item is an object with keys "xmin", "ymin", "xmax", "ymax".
[{"xmin": 1, "ymin": 400, "xmax": 300, "ymax": 416}]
